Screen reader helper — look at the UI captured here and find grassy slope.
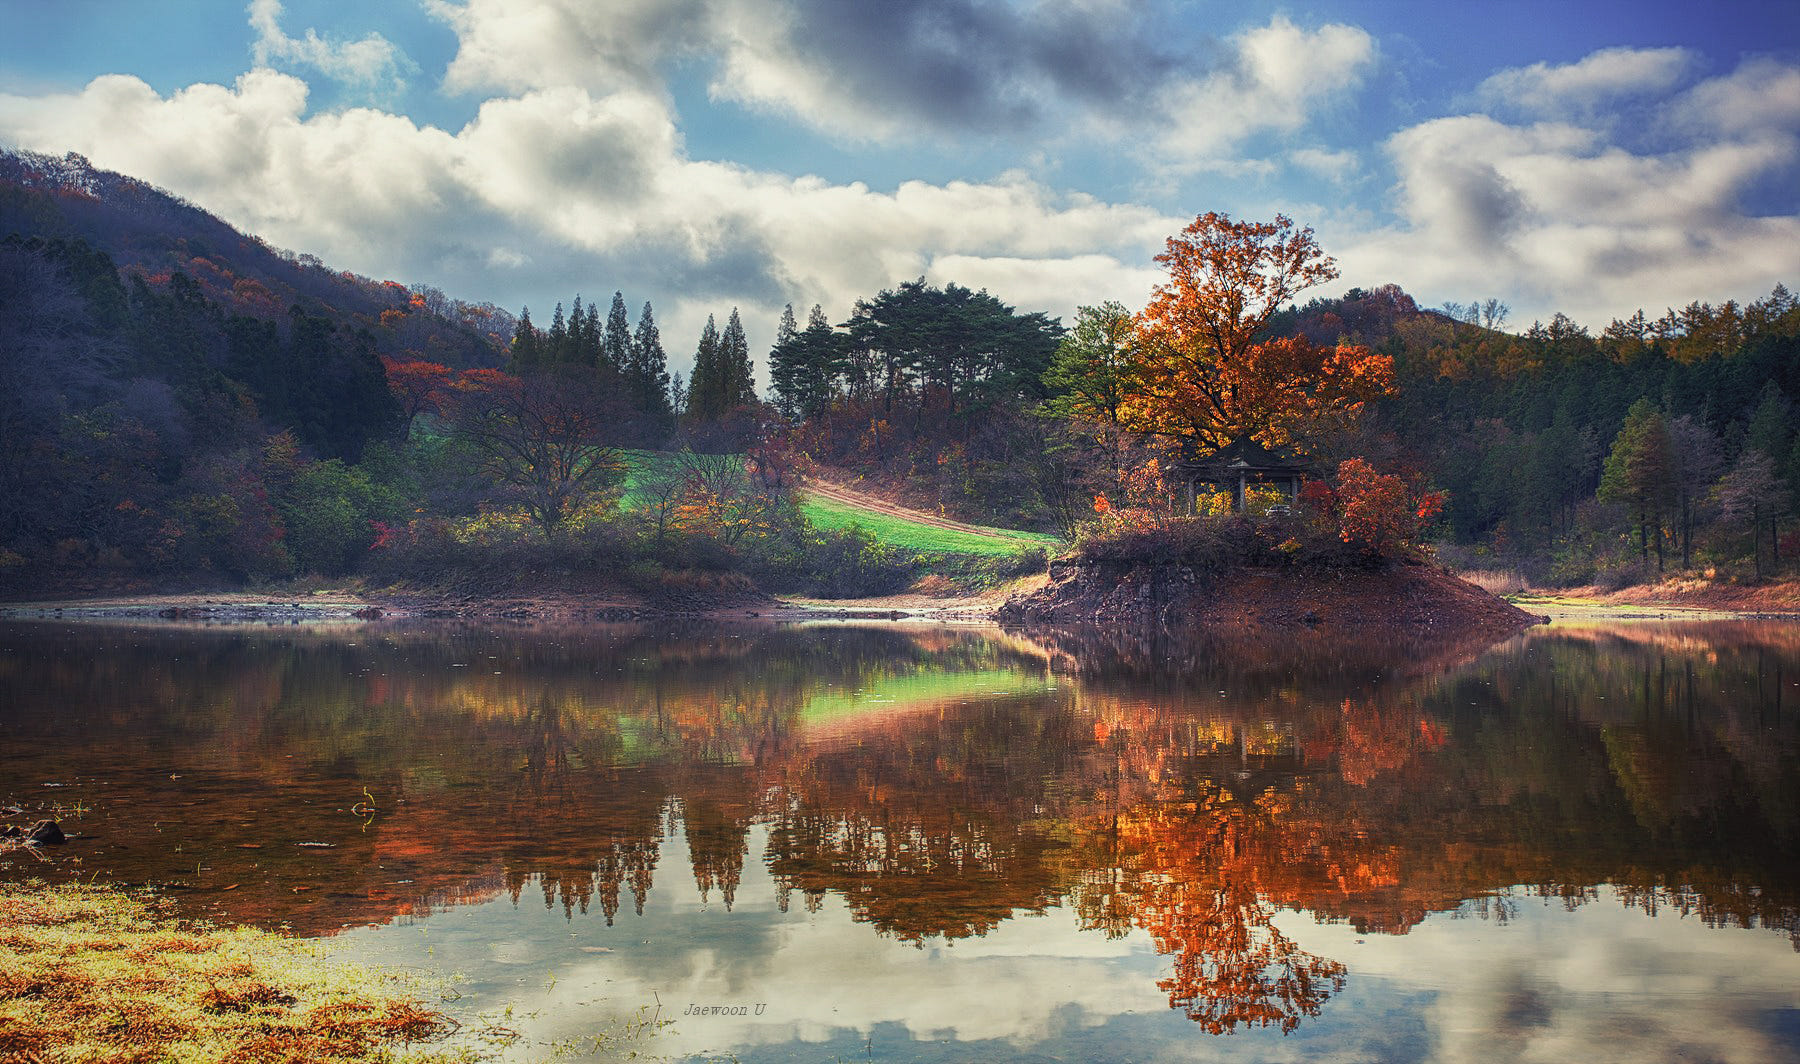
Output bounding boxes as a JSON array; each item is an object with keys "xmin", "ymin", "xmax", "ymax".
[
  {"xmin": 800, "ymin": 495, "xmax": 1060, "ymax": 557},
  {"xmin": 619, "ymin": 450, "xmax": 1060, "ymax": 559}
]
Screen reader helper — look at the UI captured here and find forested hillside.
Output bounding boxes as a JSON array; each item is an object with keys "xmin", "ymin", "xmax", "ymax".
[
  {"xmin": 4, "ymin": 151, "xmax": 1797, "ymax": 595},
  {"xmin": 1281, "ymin": 284, "xmax": 1800, "ymax": 583},
  {"xmin": 0, "ymin": 150, "xmax": 511, "ymax": 368}
]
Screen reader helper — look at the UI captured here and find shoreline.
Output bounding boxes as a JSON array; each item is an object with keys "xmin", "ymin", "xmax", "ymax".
[
  {"xmin": 0, "ymin": 586, "xmax": 1020, "ymax": 625},
  {"xmin": 5, "ymin": 572, "xmax": 1798, "ymax": 627}
]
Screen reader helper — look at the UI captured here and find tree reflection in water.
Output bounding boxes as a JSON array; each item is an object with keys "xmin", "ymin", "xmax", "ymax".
[{"xmin": 3, "ymin": 619, "xmax": 1799, "ymax": 1037}]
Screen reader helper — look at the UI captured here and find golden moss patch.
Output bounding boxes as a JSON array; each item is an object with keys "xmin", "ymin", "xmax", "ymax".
[{"xmin": 0, "ymin": 882, "xmax": 471, "ymax": 1063}]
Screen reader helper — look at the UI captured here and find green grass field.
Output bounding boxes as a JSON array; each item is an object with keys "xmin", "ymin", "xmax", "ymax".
[
  {"xmin": 618, "ymin": 450, "xmax": 1060, "ymax": 559},
  {"xmin": 800, "ymin": 494, "xmax": 1060, "ymax": 557}
]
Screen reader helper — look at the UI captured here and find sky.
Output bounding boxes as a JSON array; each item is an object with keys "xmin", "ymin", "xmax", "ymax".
[{"xmin": 2, "ymin": 0, "xmax": 1798, "ymax": 375}]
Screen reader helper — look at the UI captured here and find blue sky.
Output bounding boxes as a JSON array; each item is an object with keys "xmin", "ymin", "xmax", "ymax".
[{"xmin": 2, "ymin": 0, "xmax": 1798, "ymax": 369}]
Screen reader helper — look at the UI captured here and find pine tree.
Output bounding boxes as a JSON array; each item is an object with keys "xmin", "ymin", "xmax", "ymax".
[
  {"xmin": 722, "ymin": 307, "xmax": 754, "ymax": 407},
  {"xmin": 602, "ymin": 291, "xmax": 632, "ymax": 380},
  {"xmin": 771, "ymin": 303, "xmax": 844, "ymax": 421},
  {"xmin": 629, "ymin": 301, "xmax": 674, "ymax": 434},
  {"xmin": 688, "ymin": 314, "xmax": 722, "ymax": 421},
  {"xmin": 1598, "ymin": 398, "xmax": 1675, "ymax": 568},
  {"xmin": 511, "ymin": 306, "xmax": 541, "ymax": 369},
  {"xmin": 776, "ymin": 303, "xmax": 798, "ymax": 349},
  {"xmin": 566, "ymin": 296, "xmax": 585, "ymax": 365},
  {"xmin": 583, "ymin": 299, "xmax": 602, "ymax": 368},
  {"xmin": 1746, "ymin": 380, "xmax": 1794, "ymax": 461},
  {"xmin": 546, "ymin": 302, "xmax": 568, "ymax": 366}
]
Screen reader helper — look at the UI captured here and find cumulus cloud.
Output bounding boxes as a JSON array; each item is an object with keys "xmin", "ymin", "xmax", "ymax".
[
  {"xmin": 424, "ymin": 0, "xmax": 708, "ymax": 98},
  {"xmin": 1672, "ymin": 56, "xmax": 1800, "ymax": 136},
  {"xmin": 708, "ymin": 0, "xmax": 1181, "ymax": 141},
  {"xmin": 1476, "ymin": 46, "xmax": 1697, "ymax": 115},
  {"xmin": 248, "ymin": 0, "xmax": 415, "ymax": 97},
  {"xmin": 1149, "ymin": 17, "xmax": 1376, "ymax": 174},
  {"xmin": 1335, "ymin": 51, "xmax": 1800, "ymax": 328},
  {"xmin": 426, "ymin": 0, "xmax": 1181, "ymax": 141},
  {"xmin": 425, "ymin": 0, "xmax": 1364, "ymax": 162}
]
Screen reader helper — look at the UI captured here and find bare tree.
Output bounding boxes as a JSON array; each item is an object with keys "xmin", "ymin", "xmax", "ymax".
[{"xmin": 446, "ymin": 368, "xmax": 627, "ymax": 539}]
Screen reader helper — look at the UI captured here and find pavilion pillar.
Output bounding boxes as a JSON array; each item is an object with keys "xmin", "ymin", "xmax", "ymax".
[{"xmin": 1234, "ymin": 472, "xmax": 1246, "ymax": 512}]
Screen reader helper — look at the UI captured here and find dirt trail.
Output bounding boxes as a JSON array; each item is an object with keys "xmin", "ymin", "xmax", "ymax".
[{"xmin": 804, "ymin": 479, "xmax": 1033, "ymax": 541}]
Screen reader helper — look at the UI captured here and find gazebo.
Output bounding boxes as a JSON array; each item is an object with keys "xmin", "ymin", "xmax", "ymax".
[{"xmin": 1175, "ymin": 436, "xmax": 1314, "ymax": 513}]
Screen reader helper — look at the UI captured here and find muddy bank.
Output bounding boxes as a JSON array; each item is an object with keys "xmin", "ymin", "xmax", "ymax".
[
  {"xmin": 1000, "ymin": 557, "xmax": 1542, "ymax": 645},
  {"xmin": 0, "ymin": 573, "xmax": 777, "ymax": 624},
  {"xmin": 1569, "ymin": 577, "xmax": 1800, "ymax": 615}
]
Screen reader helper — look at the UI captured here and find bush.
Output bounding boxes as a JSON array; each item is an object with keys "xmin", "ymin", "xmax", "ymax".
[
  {"xmin": 1594, "ymin": 560, "xmax": 1653, "ymax": 591},
  {"xmin": 794, "ymin": 524, "xmax": 918, "ymax": 598},
  {"xmin": 278, "ymin": 459, "xmax": 393, "ymax": 575}
]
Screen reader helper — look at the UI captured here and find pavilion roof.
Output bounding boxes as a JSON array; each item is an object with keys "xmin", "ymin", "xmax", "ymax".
[{"xmin": 1178, "ymin": 436, "xmax": 1314, "ymax": 476}]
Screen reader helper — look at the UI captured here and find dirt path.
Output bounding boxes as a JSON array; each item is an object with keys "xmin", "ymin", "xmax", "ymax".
[{"xmin": 804, "ymin": 479, "xmax": 1031, "ymax": 540}]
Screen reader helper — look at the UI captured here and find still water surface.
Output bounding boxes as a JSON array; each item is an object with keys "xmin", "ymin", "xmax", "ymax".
[{"xmin": 1, "ymin": 618, "xmax": 1797, "ymax": 1062}]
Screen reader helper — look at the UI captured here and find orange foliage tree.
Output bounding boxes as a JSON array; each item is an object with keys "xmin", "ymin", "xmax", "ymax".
[
  {"xmin": 1126, "ymin": 213, "xmax": 1395, "ymax": 453},
  {"xmin": 382, "ymin": 357, "xmax": 454, "ymax": 430},
  {"xmin": 1304, "ymin": 458, "xmax": 1446, "ymax": 558}
]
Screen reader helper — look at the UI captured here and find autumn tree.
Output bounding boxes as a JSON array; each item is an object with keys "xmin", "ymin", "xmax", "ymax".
[
  {"xmin": 445, "ymin": 368, "xmax": 628, "ymax": 540},
  {"xmin": 382, "ymin": 356, "xmax": 454, "ymax": 433},
  {"xmin": 1302, "ymin": 458, "xmax": 1446, "ymax": 559},
  {"xmin": 1126, "ymin": 213, "xmax": 1393, "ymax": 453},
  {"xmin": 669, "ymin": 448, "xmax": 790, "ymax": 548}
]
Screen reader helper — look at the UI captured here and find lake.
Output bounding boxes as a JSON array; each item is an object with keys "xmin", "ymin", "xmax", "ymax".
[{"xmin": 2, "ymin": 618, "xmax": 1797, "ymax": 1062}]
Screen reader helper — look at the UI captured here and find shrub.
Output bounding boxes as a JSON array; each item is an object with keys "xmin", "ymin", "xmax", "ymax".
[
  {"xmin": 794, "ymin": 524, "xmax": 917, "ymax": 598},
  {"xmin": 1305, "ymin": 458, "xmax": 1445, "ymax": 560}
]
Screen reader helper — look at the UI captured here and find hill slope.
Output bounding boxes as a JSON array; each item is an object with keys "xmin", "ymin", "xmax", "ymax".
[
  {"xmin": 0, "ymin": 149, "xmax": 509, "ymax": 368},
  {"xmin": 802, "ymin": 479, "xmax": 1061, "ymax": 557}
]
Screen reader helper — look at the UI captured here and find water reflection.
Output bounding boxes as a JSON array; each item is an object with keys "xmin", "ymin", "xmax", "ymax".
[{"xmin": 1, "ymin": 618, "xmax": 1798, "ymax": 1058}]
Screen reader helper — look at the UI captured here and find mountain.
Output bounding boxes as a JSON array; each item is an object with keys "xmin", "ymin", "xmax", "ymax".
[{"xmin": 0, "ymin": 148, "xmax": 511, "ymax": 369}]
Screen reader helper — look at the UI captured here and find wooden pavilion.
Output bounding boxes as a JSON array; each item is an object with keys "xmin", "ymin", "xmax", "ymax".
[{"xmin": 1175, "ymin": 437, "xmax": 1314, "ymax": 513}]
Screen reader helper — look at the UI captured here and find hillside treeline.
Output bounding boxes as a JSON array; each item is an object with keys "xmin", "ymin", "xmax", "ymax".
[
  {"xmin": 1329, "ymin": 285, "xmax": 1800, "ymax": 583},
  {"xmin": 6, "ymin": 148, "xmax": 1798, "ymax": 594}
]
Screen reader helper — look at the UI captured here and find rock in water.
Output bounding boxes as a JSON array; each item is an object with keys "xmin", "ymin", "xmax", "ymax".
[{"xmin": 26, "ymin": 820, "xmax": 65, "ymax": 844}]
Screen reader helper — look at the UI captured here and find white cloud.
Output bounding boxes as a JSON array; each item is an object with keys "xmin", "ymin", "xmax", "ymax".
[
  {"xmin": 1672, "ymin": 56, "xmax": 1800, "ymax": 136},
  {"xmin": 1289, "ymin": 147, "xmax": 1361, "ymax": 182},
  {"xmin": 1476, "ymin": 46, "xmax": 1697, "ymax": 115},
  {"xmin": 1332, "ymin": 52, "xmax": 1800, "ymax": 328},
  {"xmin": 1149, "ymin": 17, "xmax": 1377, "ymax": 174},
  {"xmin": 248, "ymin": 0, "xmax": 414, "ymax": 97},
  {"xmin": 424, "ymin": 0, "xmax": 705, "ymax": 98}
]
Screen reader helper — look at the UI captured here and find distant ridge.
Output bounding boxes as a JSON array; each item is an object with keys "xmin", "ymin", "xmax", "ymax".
[{"xmin": 0, "ymin": 148, "xmax": 510, "ymax": 368}]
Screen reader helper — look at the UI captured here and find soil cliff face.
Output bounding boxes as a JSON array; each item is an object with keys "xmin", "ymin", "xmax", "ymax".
[{"xmin": 1000, "ymin": 557, "xmax": 1542, "ymax": 644}]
